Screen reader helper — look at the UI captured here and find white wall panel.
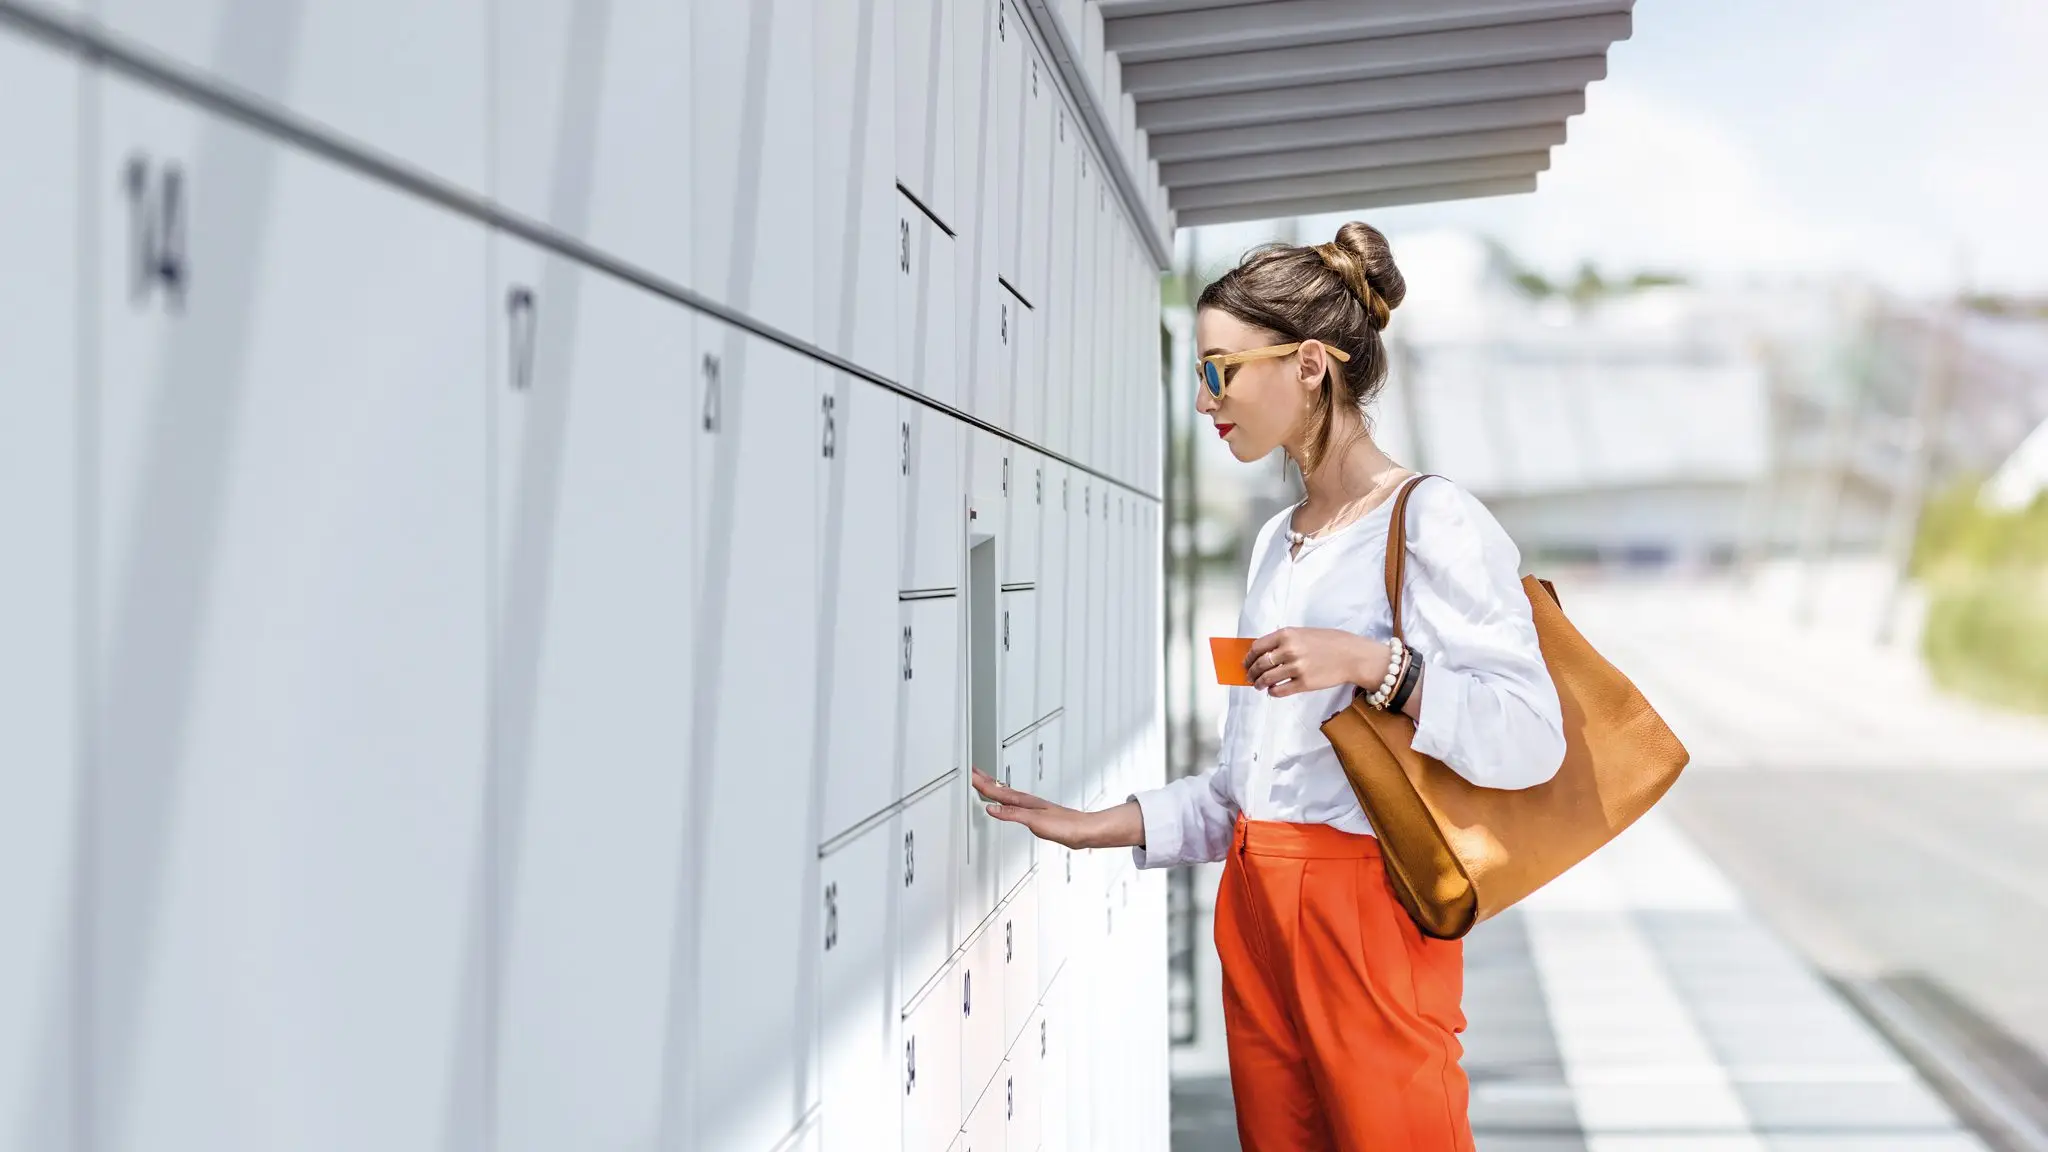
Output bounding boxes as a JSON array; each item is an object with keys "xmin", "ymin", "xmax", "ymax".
[
  {"xmin": 695, "ymin": 0, "xmax": 816, "ymax": 341},
  {"xmin": 489, "ymin": 234, "xmax": 695, "ymax": 1152},
  {"xmin": 901, "ymin": 594, "xmax": 962, "ymax": 795},
  {"xmin": 689, "ymin": 324, "xmax": 819, "ymax": 1152},
  {"xmin": 93, "ymin": 72, "xmax": 489, "ymax": 1151},
  {"xmin": 896, "ymin": 0, "xmax": 957, "ymax": 231},
  {"xmin": 901, "ymin": 401, "xmax": 963, "ymax": 594},
  {"xmin": 0, "ymin": 36, "xmax": 78, "ymax": 1152},
  {"xmin": 98, "ymin": 0, "xmax": 487, "ymax": 193},
  {"xmin": 902, "ymin": 960, "xmax": 962, "ymax": 1152},
  {"xmin": 818, "ymin": 0, "xmax": 898, "ymax": 378},
  {"xmin": 493, "ymin": 0, "xmax": 692, "ymax": 286},
  {"xmin": 821, "ymin": 376, "xmax": 905, "ymax": 840},
  {"xmin": 819, "ymin": 821, "xmax": 900, "ymax": 1151},
  {"xmin": 899, "ymin": 192, "xmax": 959, "ymax": 405}
]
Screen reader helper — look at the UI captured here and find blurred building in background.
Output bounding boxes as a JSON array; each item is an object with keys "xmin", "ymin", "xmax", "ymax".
[{"xmin": 1169, "ymin": 227, "xmax": 2048, "ymax": 581}]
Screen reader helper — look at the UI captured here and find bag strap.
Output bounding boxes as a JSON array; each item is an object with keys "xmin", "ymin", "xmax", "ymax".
[{"xmin": 1381, "ymin": 473, "xmax": 1438, "ymax": 644}]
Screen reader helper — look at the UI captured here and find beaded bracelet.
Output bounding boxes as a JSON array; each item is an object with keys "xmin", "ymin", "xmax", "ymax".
[
  {"xmin": 1366, "ymin": 637, "xmax": 1407, "ymax": 710},
  {"xmin": 1386, "ymin": 649, "xmax": 1423, "ymax": 714}
]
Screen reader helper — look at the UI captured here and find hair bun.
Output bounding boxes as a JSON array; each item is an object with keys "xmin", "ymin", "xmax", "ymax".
[{"xmin": 1314, "ymin": 221, "xmax": 1404, "ymax": 331}]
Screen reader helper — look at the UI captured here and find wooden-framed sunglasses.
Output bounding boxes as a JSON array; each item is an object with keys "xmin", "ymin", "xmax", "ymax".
[{"xmin": 1197, "ymin": 341, "xmax": 1350, "ymax": 399}]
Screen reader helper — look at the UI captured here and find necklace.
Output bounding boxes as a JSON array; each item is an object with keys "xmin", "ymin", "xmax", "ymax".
[{"xmin": 1285, "ymin": 469, "xmax": 1408, "ymax": 549}]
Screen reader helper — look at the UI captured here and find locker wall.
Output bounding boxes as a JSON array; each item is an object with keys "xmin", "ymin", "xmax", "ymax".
[{"xmin": 0, "ymin": 0, "xmax": 1169, "ymax": 1150}]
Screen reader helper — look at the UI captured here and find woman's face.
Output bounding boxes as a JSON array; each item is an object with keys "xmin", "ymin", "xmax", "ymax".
[{"xmin": 1194, "ymin": 307, "xmax": 1320, "ymax": 464}]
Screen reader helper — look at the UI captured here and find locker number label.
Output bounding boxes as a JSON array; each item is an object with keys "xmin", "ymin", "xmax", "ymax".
[
  {"xmin": 902, "ymin": 625, "xmax": 914, "ymax": 681},
  {"xmin": 904, "ymin": 830, "xmax": 915, "ymax": 886},
  {"xmin": 823, "ymin": 883, "xmax": 839, "ymax": 951},
  {"xmin": 820, "ymin": 393, "xmax": 837, "ymax": 459},
  {"xmin": 124, "ymin": 154, "xmax": 189, "ymax": 311}
]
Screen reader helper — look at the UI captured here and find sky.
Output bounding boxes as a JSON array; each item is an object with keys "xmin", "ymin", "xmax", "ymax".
[{"xmin": 1185, "ymin": 0, "xmax": 2048, "ymax": 299}]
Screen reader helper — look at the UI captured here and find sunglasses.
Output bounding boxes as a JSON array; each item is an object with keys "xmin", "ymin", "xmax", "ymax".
[{"xmin": 1198, "ymin": 341, "xmax": 1351, "ymax": 399}]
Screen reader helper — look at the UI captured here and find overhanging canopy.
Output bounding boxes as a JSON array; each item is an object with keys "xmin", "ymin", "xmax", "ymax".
[{"xmin": 1098, "ymin": 0, "xmax": 1632, "ymax": 228}]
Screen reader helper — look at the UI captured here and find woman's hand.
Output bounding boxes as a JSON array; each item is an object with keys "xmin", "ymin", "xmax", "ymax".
[
  {"xmin": 1245, "ymin": 626, "xmax": 1391, "ymax": 698},
  {"xmin": 971, "ymin": 769, "xmax": 1145, "ymax": 851}
]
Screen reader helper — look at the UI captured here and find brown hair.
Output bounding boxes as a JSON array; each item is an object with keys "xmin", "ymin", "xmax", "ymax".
[{"xmin": 1196, "ymin": 221, "xmax": 1405, "ymax": 477}]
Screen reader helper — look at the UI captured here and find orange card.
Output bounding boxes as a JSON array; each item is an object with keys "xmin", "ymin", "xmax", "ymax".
[{"xmin": 1210, "ymin": 637, "xmax": 1255, "ymax": 686}]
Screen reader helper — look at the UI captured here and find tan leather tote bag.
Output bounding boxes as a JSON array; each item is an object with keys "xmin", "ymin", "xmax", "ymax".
[{"xmin": 1320, "ymin": 475, "xmax": 1689, "ymax": 939}]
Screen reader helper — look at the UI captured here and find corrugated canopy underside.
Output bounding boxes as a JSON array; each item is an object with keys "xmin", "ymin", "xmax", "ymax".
[{"xmin": 1102, "ymin": 0, "xmax": 1633, "ymax": 227}]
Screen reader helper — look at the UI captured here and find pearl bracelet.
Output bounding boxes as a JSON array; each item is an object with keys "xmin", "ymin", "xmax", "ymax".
[{"xmin": 1367, "ymin": 637, "xmax": 1406, "ymax": 710}]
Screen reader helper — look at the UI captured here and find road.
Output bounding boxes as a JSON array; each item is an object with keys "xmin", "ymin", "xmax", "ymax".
[{"xmin": 1569, "ymin": 563, "xmax": 2048, "ymax": 1145}]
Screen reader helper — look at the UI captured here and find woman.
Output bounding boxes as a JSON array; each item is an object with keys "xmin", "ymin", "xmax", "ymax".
[{"xmin": 970, "ymin": 221, "xmax": 1566, "ymax": 1150}]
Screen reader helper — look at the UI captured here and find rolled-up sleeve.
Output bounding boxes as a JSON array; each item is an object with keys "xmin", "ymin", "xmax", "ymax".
[
  {"xmin": 1403, "ymin": 483, "xmax": 1566, "ymax": 790},
  {"xmin": 1128, "ymin": 766, "xmax": 1237, "ymax": 869}
]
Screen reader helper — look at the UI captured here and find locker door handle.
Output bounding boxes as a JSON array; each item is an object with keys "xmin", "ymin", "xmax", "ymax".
[
  {"xmin": 1002, "ymin": 610, "xmax": 1009, "ymax": 652},
  {"xmin": 701, "ymin": 353, "xmax": 722, "ymax": 432},
  {"xmin": 1001, "ymin": 457, "xmax": 1009, "ymax": 495},
  {"xmin": 506, "ymin": 287, "xmax": 537, "ymax": 392},
  {"xmin": 962, "ymin": 969, "xmax": 972, "ymax": 1017}
]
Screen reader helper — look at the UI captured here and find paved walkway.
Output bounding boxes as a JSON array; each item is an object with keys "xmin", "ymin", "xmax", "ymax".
[
  {"xmin": 1172, "ymin": 810, "xmax": 1987, "ymax": 1151},
  {"xmin": 1169, "ymin": 560, "xmax": 2044, "ymax": 1150}
]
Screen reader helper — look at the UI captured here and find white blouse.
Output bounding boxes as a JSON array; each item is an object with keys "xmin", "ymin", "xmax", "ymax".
[{"xmin": 1131, "ymin": 476, "xmax": 1565, "ymax": 869}]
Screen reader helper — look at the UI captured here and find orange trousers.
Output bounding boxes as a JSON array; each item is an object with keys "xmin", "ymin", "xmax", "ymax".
[{"xmin": 1216, "ymin": 817, "xmax": 1475, "ymax": 1151}]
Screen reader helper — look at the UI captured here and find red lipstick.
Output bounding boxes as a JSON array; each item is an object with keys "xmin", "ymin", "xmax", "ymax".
[{"xmin": 1216, "ymin": 423, "xmax": 1235, "ymax": 438}]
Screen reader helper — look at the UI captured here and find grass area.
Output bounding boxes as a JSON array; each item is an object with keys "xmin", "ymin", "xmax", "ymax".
[{"xmin": 1914, "ymin": 477, "xmax": 2048, "ymax": 713}]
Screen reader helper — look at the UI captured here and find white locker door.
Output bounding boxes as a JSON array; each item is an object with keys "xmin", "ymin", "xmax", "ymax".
[
  {"xmin": 1062, "ymin": 478, "xmax": 1091, "ymax": 808},
  {"xmin": 1088, "ymin": 187, "xmax": 1114, "ymax": 471},
  {"xmin": 1044, "ymin": 97, "xmax": 1078, "ymax": 457},
  {"xmin": 489, "ymin": 235, "xmax": 695, "ymax": 1152},
  {"xmin": 952, "ymin": 0, "xmax": 996, "ymax": 248},
  {"xmin": 0, "ymin": 37, "xmax": 79, "ymax": 1152},
  {"xmin": 991, "ymin": 0, "xmax": 1024, "ymax": 300},
  {"xmin": 1012, "ymin": 284, "xmax": 1043, "ymax": 444},
  {"xmin": 1084, "ymin": 484, "xmax": 1109, "ymax": 805},
  {"xmin": 901, "ymin": 594, "xmax": 961, "ymax": 795},
  {"xmin": 999, "ymin": 588, "xmax": 1035, "ymax": 743},
  {"xmin": 695, "ymin": 0, "xmax": 815, "ymax": 342},
  {"xmin": 961, "ymin": 1061, "xmax": 1008, "ymax": 1152},
  {"xmin": 959, "ymin": 919, "xmax": 1006, "ymax": 1127},
  {"xmin": 817, "ymin": 0, "xmax": 897, "ymax": 378},
  {"xmin": 901, "ymin": 400, "xmax": 963, "ymax": 594},
  {"xmin": 1035, "ymin": 761, "xmax": 1068, "ymax": 993},
  {"xmin": 94, "ymin": 74, "xmax": 488, "ymax": 1151},
  {"xmin": 903, "ymin": 960, "xmax": 963, "ymax": 1152},
  {"xmin": 1002, "ymin": 444, "xmax": 1040, "ymax": 586},
  {"xmin": 899, "ymin": 193, "xmax": 959, "ymax": 405},
  {"xmin": 99, "ymin": 0, "xmax": 486, "ymax": 193},
  {"xmin": 1029, "ymin": 720, "xmax": 1063, "ymax": 878},
  {"xmin": 819, "ymin": 821, "xmax": 900, "ymax": 1152},
  {"xmin": 822, "ymin": 375, "xmax": 905, "ymax": 840},
  {"xmin": 1000, "ymin": 880, "xmax": 1038, "ymax": 1051},
  {"xmin": 988, "ymin": 284, "xmax": 1018, "ymax": 429},
  {"xmin": 896, "ymin": 0, "xmax": 957, "ymax": 231},
  {"xmin": 898, "ymin": 781, "xmax": 957, "ymax": 1009},
  {"xmin": 1039, "ymin": 976, "xmax": 1070, "ymax": 1152},
  {"xmin": 493, "ymin": 0, "xmax": 692, "ymax": 287},
  {"xmin": 690, "ymin": 323, "xmax": 819, "ymax": 1152},
  {"xmin": 994, "ymin": 739, "xmax": 1030, "ymax": 899},
  {"xmin": 1035, "ymin": 461, "xmax": 1067, "ymax": 720},
  {"xmin": 1068, "ymin": 150, "xmax": 1098, "ymax": 463},
  {"xmin": 1017, "ymin": 42, "xmax": 1054, "ymax": 309},
  {"xmin": 1004, "ymin": 1008, "xmax": 1043, "ymax": 1152}
]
